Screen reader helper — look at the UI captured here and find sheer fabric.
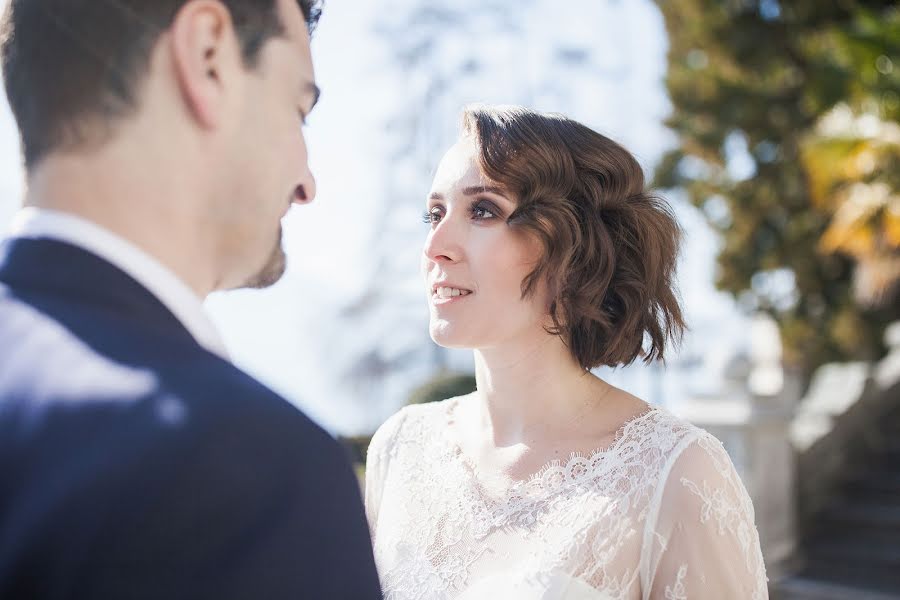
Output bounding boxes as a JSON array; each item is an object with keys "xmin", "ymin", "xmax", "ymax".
[{"xmin": 366, "ymin": 398, "xmax": 768, "ymax": 600}]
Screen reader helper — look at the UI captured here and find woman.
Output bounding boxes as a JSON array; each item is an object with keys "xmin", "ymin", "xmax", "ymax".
[{"xmin": 365, "ymin": 105, "xmax": 768, "ymax": 599}]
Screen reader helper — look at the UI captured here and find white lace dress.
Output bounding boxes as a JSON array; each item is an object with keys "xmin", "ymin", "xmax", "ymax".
[{"xmin": 365, "ymin": 398, "xmax": 768, "ymax": 600}]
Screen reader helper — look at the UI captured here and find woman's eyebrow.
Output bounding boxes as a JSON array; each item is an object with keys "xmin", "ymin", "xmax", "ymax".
[
  {"xmin": 462, "ymin": 185, "xmax": 507, "ymax": 198},
  {"xmin": 428, "ymin": 187, "xmax": 510, "ymax": 205}
]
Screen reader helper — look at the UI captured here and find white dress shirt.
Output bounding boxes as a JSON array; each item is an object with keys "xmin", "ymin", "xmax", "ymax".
[{"xmin": 7, "ymin": 207, "xmax": 230, "ymax": 360}]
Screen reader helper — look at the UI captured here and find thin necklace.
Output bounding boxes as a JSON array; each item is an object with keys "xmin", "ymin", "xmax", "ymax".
[{"xmin": 521, "ymin": 380, "xmax": 617, "ymax": 444}]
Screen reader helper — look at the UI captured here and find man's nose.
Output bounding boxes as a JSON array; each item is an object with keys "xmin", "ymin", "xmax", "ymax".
[{"xmin": 293, "ymin": 169, "xmax": 317, "ymax": 205}]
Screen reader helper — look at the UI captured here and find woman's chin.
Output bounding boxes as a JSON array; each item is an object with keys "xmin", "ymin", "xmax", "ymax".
[{"xmin": 429, "ymin": 323, "xmax": 478, "ymax": 349}]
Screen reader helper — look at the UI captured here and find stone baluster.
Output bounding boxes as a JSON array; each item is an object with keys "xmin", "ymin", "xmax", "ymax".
[{"xmin": 672, "ymin": 312, "xmax": 798, "ymax": 580}]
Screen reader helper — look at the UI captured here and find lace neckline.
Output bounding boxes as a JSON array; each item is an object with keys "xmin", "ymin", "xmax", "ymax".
[{"xmin": 436, "ymin": 397, "xmax": 662, "ymax": 503}]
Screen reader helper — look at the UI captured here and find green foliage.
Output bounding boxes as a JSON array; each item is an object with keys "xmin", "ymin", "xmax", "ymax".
[
  {"xmin": 407, "ymin": 371, "xmax": 477, "ymax": 405},
  {"xmin": 653, "ymin": 0, "xmax": 900, "ymax": 376}
]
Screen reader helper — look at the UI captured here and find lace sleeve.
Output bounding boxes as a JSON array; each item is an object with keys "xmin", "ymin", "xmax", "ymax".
[
  {"xmin": 641, "ymin": 433, "xmax": 768, "ymax": 600},
  {"xmin": 364, "ymin": 406, "xmax": 409, "ymax": 537}
]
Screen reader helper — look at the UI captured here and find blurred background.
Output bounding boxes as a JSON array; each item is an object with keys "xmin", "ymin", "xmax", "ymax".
[{"xmin": 1, "ymin": 0, "xmax": 898, "ymax": 597}]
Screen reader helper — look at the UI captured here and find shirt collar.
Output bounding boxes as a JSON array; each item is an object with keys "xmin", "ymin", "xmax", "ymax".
[{"xmin": 7, "ymin": 207, "xmax": 230, "ymax": 361}]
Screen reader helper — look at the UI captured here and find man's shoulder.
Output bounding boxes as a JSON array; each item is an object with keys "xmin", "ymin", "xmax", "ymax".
[
  {"xmin": 172, "ymin": 351, "xmax": 337, "ymax": 451},
  {"xmin": 0, "ymin": 283, "xmax": 338, "ymax": 458}
]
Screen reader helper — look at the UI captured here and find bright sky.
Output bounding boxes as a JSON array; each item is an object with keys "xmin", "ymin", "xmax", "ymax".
[{"xmin": 0, "ymin": 0, "xmax": 749, "ymax": 434}]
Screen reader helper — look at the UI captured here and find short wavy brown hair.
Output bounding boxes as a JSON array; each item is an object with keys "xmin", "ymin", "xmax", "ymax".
[{"xmin": 462, "ymin": 104, "xmax": 686, "ymax": 370}]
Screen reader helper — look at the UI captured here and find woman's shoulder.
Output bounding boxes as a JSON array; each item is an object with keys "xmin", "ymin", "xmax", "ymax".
[
  {"xmin": 610, "ymin": 402, "xmax": 737, "ymax": 485},
  {"xmin": 643, "ymin": 405, "xmax": 731, "ymax": 461},
  {"xmin": 640, "ymin": 406, "xmax": 749, "ymax": 504},
  {"xmin": 621, "ymin": 402, "xmax": 708, "ymax": 455},
  {"xmin": 615, "ymin": 405, "xmax": 752, "ymax": 519},
  {"xmin": 368, "ymin": 393, "xmax": 474, "ymax": 455}
]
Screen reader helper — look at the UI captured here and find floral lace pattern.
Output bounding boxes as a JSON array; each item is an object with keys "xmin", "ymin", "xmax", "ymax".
[
  {"xmin": 664, "ymin": 565, "xmax": 688, "ymax": 600},
  {"xmin": 365, "ymin": 398, "xmax": 768, "ymax": 600}
]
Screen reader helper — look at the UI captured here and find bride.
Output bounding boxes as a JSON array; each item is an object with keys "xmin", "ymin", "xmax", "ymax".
[{"xmin": 365, "ymin": 105, "xmax": 768, "ymax": 599}]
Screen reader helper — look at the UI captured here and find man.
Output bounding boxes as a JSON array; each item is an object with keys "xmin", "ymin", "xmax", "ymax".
[{"xmin": 0, "ymin": 0, "xmax": 382, "ymax": 597}]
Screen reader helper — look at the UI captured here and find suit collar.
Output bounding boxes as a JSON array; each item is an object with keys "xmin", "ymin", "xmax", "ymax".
[
  {"xmin": 0, "ymin": 237, "xmax": 201, "ymax": 349},
  {"xmin": 5, "ymin": 208, "xmax": 229, "ymax": 360}
]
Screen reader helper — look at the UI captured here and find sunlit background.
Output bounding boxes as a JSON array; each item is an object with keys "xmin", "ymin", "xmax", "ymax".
[
  {"xmin": 0, "ymin": 0, "xmax": 751, "ymax": 435},
  {"xmin": 2, "ymin": 1, "xmax": 900, "ymax": 595}
]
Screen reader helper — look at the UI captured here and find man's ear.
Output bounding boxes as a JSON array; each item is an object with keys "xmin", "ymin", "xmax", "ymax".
[{"xmin": 167, "ymin": 0, "xmax": 244, "ymax": 129}]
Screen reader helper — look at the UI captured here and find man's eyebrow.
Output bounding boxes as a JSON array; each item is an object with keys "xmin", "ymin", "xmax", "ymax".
[
  {"xmin": 303, "ymin": 81, "xmax": 321, "ymax": 112},
  {"xmin": 428, "ymin": 192, "xmax": 444, "ymax": 202}
]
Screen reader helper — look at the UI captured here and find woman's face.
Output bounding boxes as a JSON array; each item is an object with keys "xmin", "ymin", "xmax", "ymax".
[{"xmin": 422, "ymin": 137, "xmax": 548, "ymax": 349}]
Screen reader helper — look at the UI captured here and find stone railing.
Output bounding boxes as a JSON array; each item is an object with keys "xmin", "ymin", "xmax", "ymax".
[
  {"xmin": 672, "ymin": 314, "xmax": 799, "ymax": 581},
  {"xmin": 672, "ymin": 316, "xmax": 900, "ymax": 581},
  {"xmin": 790, "ymin": 321, "xmax": 900, "ymax": 531}
]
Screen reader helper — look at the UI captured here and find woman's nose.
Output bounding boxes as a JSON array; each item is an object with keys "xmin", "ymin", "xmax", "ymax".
[{"xmin": 423, "ymin": 219, "xmax": 462, "ymax": 264}]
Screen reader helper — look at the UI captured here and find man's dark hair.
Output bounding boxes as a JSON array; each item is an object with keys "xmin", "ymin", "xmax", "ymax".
[{"xmin": 0, "ymin": 0, "xmax": 322, "ymax": 170}]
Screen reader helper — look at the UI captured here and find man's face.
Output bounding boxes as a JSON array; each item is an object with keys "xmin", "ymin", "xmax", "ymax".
[{"xmin": 216, "ymin": 0, "xmax": 319, "ymax": 290}]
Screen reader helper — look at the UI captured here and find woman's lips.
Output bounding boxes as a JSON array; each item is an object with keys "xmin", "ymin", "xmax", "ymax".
[
  {"xmin": 430, "ymin": 285, "xmax": 474, "ymax": 305},
  {"xmin": 431, "ymin": 292, "xmax": 472, "ymax": 305}
]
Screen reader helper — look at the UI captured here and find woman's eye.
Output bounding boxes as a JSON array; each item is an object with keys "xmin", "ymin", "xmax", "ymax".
[
  {"xmin": 422, "ymin": 209, "xmax": 442, "ymax": 224},
  {"xmin": 471, "ymin": 205, "xmax": 497, "ymax": 220}
]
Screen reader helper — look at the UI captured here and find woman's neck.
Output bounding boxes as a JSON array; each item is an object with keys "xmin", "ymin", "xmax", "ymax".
[{"xmin": 472, "ymin": 332, "xmax": 612, "ymax": 447}]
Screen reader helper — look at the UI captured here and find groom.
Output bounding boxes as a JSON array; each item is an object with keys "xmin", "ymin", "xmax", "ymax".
[{"xmin": 0, "ymin": 0, "xmax": 381, "ymax": 598}]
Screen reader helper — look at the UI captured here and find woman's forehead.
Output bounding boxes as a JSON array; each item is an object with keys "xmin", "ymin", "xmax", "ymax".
[{"xmin": 430, "ymin": 138, "xmax": 492, "ymax": 195}]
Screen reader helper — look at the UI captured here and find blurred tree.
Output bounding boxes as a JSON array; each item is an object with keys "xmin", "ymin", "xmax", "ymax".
[
  {"xmin": 407, "ymin": 371, "xmax": 477, "ymax": 405},
  {"xmin": 653, "ymin": 0, "xmax": 900, "ymax": 378},
  {"xmin": 802, "ymin": 107, "xmax": 900, "ymax": 306}
]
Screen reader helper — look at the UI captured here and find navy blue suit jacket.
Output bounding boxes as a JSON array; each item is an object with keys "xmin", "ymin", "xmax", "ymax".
[{"xmin": 0, "ymin": 237, "xmax": 382, "ymax": 599}]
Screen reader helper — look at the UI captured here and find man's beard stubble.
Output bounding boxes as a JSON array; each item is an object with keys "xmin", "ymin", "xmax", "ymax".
[{"xmin": 242, "ymin": 228, "xmax": 287, "ymax": 289}]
